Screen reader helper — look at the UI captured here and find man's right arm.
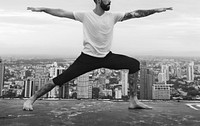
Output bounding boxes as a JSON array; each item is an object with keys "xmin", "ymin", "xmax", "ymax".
[{"xmin": 27, "ymin": 7, "xmax": 75, "ymax": 20}]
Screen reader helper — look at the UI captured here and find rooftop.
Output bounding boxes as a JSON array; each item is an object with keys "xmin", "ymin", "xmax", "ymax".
[{"xmin": 0, "ymin": 99, "xmax": 200, "ymax": 126}]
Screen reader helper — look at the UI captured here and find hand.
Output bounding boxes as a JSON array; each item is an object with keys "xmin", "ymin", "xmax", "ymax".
[
  {"xmin": 27, "ymin": 7, "xmax": 44, "ymax": 12},
  {"xmin": 157, "ymin": 7, "xmax": 173, "ymax": 13}
]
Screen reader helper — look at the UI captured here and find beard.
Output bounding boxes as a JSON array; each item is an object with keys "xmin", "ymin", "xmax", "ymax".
[{"xmin": 100, "ymin": 1, "xmax": 110, "ymax": 11}]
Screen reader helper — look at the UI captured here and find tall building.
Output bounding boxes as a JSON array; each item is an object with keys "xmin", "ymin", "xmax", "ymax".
[
  {"xmin": 176, "ymin": 66, "xmax": 182, "ymax": 78},
  {"xmin": 49, "ymin": 62, "xmax": 58, "ymax": 78},
  {"xmin": 77, "ymin": 72, "xmax": 92, "ymax": 99},
  {"xmin": 48, "ymin": 66, "xmax": 66, "ymax": 98},
  {"xmin": 35, "ymin": 66, "xmax": 49, "ymax": 78},
  {"xmin": 0, "ymin": 58, "xmax": 5, "ymax": 96},
  {"xmin": 56, "ymin": 67, "xmax": 69, "ymax": 99},
  {"xmin": 140, "ymin": 66, "xmax": 155, "ymax": 100},
  {"xmin": 33, "ymin": 66, "xmax": 49, "ymax": 98},
  {"xmin": 158, "ymin": 73, "xmax": 166, "ymax": 83},
  {"xmin": 197, "ymin": 65, "xmax": 200, "ymax": 73},
  {"xmin": 152, "ymin": 83, "xmax": 171, "ymax": 100},
  {"xmin": 24, "ymin": 78, "xmax": 34, "ymax": 98},
  {"xmin": 49, "ymin": 67, "xmax": 56, "ymax": 78},
  {"xmin": 187, "ymin": 62, "xmax": 194, "ymax": 82},
  {"xmin": 161, "ymin": 65, "xmax": 169, "ymax": 81},
  {"xmin": 120, "ymin": 69, "xmax": 129, "ymax": 96}
]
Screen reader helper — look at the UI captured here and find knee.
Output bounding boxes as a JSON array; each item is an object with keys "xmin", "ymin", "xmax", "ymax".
[
  {"xmin": 133, "ymin": 59, "xmax": 140, "ymax": 70},
  {"xmin": 49, "ymin": 79, "xmax": 56, "ymax": 85},
  {"xmin": 129, "ymin": 59, "xmax": 140, "ymax": 73},
  {"xmin": 135, "ymin": 60, "xmax": 140, "ymax": 69}
]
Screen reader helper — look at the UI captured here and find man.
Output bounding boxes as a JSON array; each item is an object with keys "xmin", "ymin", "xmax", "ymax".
[{"xmin": 23, "ymin": 0, "xmax": 172, "ymax": 111}]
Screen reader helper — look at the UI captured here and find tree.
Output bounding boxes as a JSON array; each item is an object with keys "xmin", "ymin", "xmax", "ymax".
[
  {"xmin": 187, "ymin": 89, "xmax": 199, "ymax": 97},
  {"xmin": 3, "ymin": 89, "xmax": 16, "ymax": 98}
]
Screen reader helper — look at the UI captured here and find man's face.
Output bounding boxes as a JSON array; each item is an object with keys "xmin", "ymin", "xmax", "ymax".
[{"xmin": 100, "ymin": 0, "xmax": 111, "ymax": 11}]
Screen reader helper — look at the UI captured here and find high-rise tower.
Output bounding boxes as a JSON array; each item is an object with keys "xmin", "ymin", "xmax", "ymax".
[
  {"xmin": 161, "ymin": 65, "xmax": 169, "ymax": 82},
  {"xmin": 120, "ymin": 69, "xmax": 129, "ymax": 96},
  {"xmin": 0, "ymin": 58, "xmax": 5, "ymax": 96},
  {"xmin": 77, "ymin": 72, "xmax": 92, "ymax": 99},
  {"xmin": 187, "ymin": 62, "xmax": 194, "ymax": 82},
  {"xmin": 140, "ymin": 61, "xmax": 155, "ymax": 100}
]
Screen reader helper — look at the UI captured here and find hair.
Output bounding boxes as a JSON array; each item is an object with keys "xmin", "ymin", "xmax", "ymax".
[{"xmin": 93, "ymin": 0, "xmax": 97, "ymax": 4}]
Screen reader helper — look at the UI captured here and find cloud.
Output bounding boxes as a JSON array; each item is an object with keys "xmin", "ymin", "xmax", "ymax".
[
  {"xmin": 0, "ymin": 9, "xmax": 79, "ymax": 38},
  {"xmin": 0, "ymin": 10, "xmax": 76, "ymax": 26},
  {"xmin": 0, "ymin": 9, "xmax": 5, "ymax": 12}
]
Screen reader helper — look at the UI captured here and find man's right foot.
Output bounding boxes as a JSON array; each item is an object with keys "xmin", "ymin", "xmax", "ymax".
[
  {"xmin": 23, "ymin": 99, "xmax": 34, "ymax": 111},
  {"xmin": 128, "ymin": 101, "xmax": 152, "ymax": 109}
]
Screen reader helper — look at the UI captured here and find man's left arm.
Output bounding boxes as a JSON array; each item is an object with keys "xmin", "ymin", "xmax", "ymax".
[{"xmin": 121, "ymin": 7, "xmax": 173, "ymax": 21}]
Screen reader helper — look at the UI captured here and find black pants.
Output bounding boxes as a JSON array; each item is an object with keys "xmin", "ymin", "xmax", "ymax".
[{"xmin": 53, "ymin": 52, "xmax": 140, "ymax": 86}]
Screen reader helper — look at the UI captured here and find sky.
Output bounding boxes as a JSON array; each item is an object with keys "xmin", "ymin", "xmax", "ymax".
[{"xmin": 0, "ymin": 0, "xmax": 200, "ymax": 58}]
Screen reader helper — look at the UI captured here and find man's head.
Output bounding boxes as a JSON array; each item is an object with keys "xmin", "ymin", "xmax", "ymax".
[{"xmin": 94, "ymin": 0, "xmax": 111, "ymax": 11}]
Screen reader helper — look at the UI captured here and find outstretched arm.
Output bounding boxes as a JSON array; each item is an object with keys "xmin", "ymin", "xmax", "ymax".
[
  {"xmin": 27, "ymin": 7, "xmax": 75, "ymax": 20},
  {"xmin": 122, "ymin": 7, "xmax": 172, "ymax": 21}
]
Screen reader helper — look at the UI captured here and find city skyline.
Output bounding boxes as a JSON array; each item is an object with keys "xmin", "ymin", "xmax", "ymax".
[
  {"xmin": 0, "ymin": 0, "xmax": 200, "ymax": 57},
  {"xmin": 1, "ymin": 54, "xmax": 200, "ymax": 100}
]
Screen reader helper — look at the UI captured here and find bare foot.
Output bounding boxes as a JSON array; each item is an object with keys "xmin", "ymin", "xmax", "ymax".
[
  {"xmin": 129, "ymin": 101, "xmax": 152, "ymax": 109},
  {"xmin": 23, "ymin": 99, "xmax": 34, "ymax": 111}
]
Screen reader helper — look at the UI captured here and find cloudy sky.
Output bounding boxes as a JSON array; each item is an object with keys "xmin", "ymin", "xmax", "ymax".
[{"xmin": 0, "ymin": 0, "xmax": 200, "ymax": 58}]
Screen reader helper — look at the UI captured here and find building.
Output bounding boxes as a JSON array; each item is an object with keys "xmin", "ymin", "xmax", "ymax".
[
  {"xmin": 158, "ymin": 73, "xmax": 166, "ymax": 83},
  {"xmin": 197, "ymin": 65, "xmax": 200, "ymax": 73},
  {"xmin": 176, "ymin": 66, "xmax": 182, "ymax": 78},
  {"xmin": 115, "ymin": 87, "xmax": 122, "ymax": 99},
  {"xmin": 49, "ymin": 67, "xmax": 56, "ymax": 78},
  {"xmin": 77, "ymin": 72, "xmax": 92, "ymax": 99},
  {"xmin": 140, "ymin": 67, "xmax": 155, "ymax": 100},
  {"xmin": 0, "ymin": 58, "xmax": 5, "ymax": 96},
  {"xmin": 101, "ymin": 89, "xmax": 112, "ymax": 97},
  {"xmin": 161, "ymin": 65, "xmax": 169, "ymax": 81},
  {"xmin": 56, "ymin": 67, "xmax": 70, "ymax": 99},
  {"xmin": 152, "ymin": 83, "xmax": 171, "ymax": 100},
  {"xmin": 120, "ymin": 69, "xmax": 129, "ymax": 96},
  {"xmin": 59, "ymin": 83, "xmax": 69, "ymax": 99},
  {"xmin": 33, "ymin": 66, "xmax": 50, "ymax": 98},
  {"xmin": 24, "ymin": 78, "xmax": 34, "ymax": 98},
  {"xmin": 49, "ymin": 62, "xmax": 58, "ymax": 78},
  {"xmin": 187, "ymin": 62, "xmax": 194, "ymax": 82},
  {"xmin": 35, "ymin": 66, "xmax": 49, "ymax": 78},
  {"xmin": 48, "ymin": 66, "xmax": 66, "ymax": 98}
]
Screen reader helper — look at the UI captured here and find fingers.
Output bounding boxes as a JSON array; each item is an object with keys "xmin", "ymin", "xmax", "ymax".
[
  {"xmin": 27, "ymin": 7, "xmax": 36, "ymax": 12},
  {"xmin": 27, "ymin": 7, "xmax": 33, "ymax": 10},
  {"xmin": 158, "ymin": 7, "xmax": 173, "ymax": 13},
  {"xmin": 27, "ymin": 7, "xmax": 42, "ymax": 12},
  {"xmin": 166, "ymin": 7, "xmax": 173, "ymax": 10}
]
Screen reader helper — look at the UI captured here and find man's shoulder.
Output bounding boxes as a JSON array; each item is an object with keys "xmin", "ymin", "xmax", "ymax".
[
  {"xmin": 74, "ymin": 11, "xmax": 91, "ymax": 15},
  {"xmin": 106, "ymin": 11, "xmax": 125, "ymax": 16}
]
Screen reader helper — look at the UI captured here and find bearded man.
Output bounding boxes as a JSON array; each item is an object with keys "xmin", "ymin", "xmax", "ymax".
[{"xmin": 23, "ymin": 0, "xmax": 172, "ymax": 111}]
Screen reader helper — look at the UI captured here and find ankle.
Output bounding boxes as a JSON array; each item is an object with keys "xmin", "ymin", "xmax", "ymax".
[
  {"xmin": 27, "ymin": 97, "xmax": 35, "ymax": 104},
  {"xmin": 130, "ymin": 95, "xmax": 138, "ymax": 100}
]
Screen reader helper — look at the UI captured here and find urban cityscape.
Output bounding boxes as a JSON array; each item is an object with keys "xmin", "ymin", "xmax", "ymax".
[{"xmin": 1, "ymin": 55, "xmax": 200, "ymax": 101}]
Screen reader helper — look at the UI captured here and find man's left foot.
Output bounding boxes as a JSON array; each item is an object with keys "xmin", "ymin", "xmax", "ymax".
[{"xmin": 23, "ymin": 99, "xmax": 34, "ymax": 111}]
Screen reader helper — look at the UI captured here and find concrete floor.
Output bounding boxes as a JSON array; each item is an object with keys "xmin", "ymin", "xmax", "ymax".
[{"xmin": 0, "ymin": 99, "xmax": 200, "ymax": 126}]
